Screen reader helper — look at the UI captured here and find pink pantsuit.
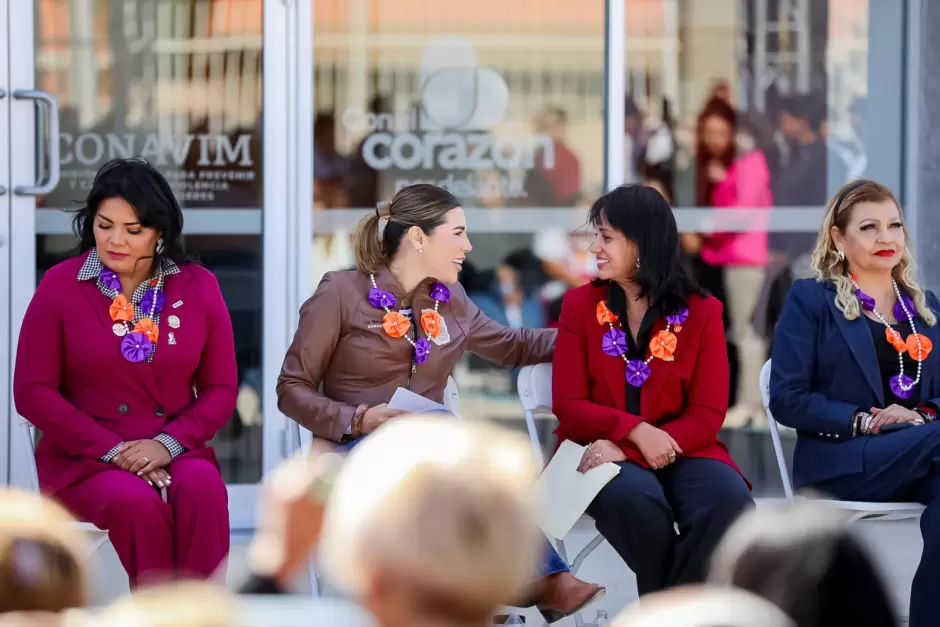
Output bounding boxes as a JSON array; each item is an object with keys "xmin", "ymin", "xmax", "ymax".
[{"xmin": 13, "ymin": 251, "xmax": 237, "ymax": 587}]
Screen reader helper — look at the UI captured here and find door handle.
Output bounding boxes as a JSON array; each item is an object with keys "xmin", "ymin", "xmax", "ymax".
[{"xmin": 13, "ymin": 89, "xmax": 60, "ymax": 196}]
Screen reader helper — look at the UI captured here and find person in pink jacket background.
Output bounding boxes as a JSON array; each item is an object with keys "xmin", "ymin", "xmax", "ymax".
[
  {"xmin": 696, "ymin": 100, "xmax": 774, "ymax": 427},
  {"xmin": 13, "ymin": 158, "xmax": 236, "ymax": 588}
]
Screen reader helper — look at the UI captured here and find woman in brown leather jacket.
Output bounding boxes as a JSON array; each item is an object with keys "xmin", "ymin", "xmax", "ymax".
[{"xmin": 277, "ymin": 183, "xmax": 604, "ymax": 622}]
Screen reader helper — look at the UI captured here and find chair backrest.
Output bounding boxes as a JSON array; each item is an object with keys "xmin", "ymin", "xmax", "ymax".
[
  {"xmin": 18, "ymin": 418, "xmax": 41, "ymax": 493},
  {"xmin": 759, "ymin": 359, "xmax": 795, "ymax": 502},
  {"xmin": 286, "ymin": 377, "xmax": 462, "ymax": 456},
  {"xmin": 517, "ymin": 364, "xmax": 553, "ymax": 467}
]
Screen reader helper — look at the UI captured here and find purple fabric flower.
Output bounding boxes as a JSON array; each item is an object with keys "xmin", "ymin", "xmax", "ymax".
[
  {"xmin": 626, "ymin": 360, "xmax": 651, "ymax": 387},
  {"xmin": 855, "ymin": 289, "xmax": 876, "ymax": 312},
  {"xmin": 100, "ymin": 267, "xmax": 121, "ymax": 291},
  {"xmin": 141, "ymin": 288, "xmax": 166, "ymax": 316},
  {"xmin": 414, "ymin": 338, "xmax": 432, "ymax": 365},
  {"xmin": 430, "ymin": 282, "xmax": 451, "ymax": 303},
  {"xmin": 890, "ymin": 374, "xmax": 915, "ymax": 400},
  {"xmin": 666, "ymin": 308, "xmax": 689, "ymax": 325},
  {"xmin": 602, "ymin": 327, "xmax": 627, "ymax": 357},
  {"xmin": 893, "ymin": 296, "xmax": 915, "ymax": 322},
  {"xmin": 368, "ymin": 288, "xmax": 397, "ymax": 310},
  {"xmin": 121, "ymin": 332, "xmax": 153, "ymax": 363}
]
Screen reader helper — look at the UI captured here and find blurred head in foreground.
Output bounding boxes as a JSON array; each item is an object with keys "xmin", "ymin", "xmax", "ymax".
[
  {"xmin": 319, "ymin": 416, "xmax": 542, "ymax": 627},
  {"xmin": 98, "ymin": 581, "xmax": 239, "ymax": 627},
  {"xmin": 708, "ymin": 502, "xmax": 897, "ymax": 627},
  {"xmin": 612, "ymin": 585, "xmax": 795, "ymax": 627},
  {"xmin": 0, "ymin": 488, "xmax": 87, "ymax": 615}
]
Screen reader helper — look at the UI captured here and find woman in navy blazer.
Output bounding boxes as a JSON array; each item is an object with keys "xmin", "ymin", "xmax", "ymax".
[{"xmin": 770, "ymin": 178, "xmax": 940, "ymax": 627}]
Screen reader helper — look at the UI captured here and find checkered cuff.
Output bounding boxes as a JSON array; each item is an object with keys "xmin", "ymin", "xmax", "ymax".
[
  {"xmin": 154, "ymin": 433, "xmax": 186, "ymax": 458},
  {"xmin": 101, "ymin": 442, "xmax": 126, "ymax": 463}
]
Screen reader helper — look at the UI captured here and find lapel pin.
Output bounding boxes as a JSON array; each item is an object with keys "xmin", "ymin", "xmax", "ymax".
[
  {"xmin": 172, "ymin": 300, "xmax": 183, "ymax": 309},
  {"xmin": 112, "ymin": 323, "xmax": 127, "ymax": 337},
  {"xmin": 168, "ymin": 332, "xmax": 177, "ymax": 345},
  {"xmin": 168, "ymin": 315, "xmax": 181, "ymax": 329}
]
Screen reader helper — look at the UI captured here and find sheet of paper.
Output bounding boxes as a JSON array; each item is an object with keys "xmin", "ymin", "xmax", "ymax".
[
  {"xmin": 388, "ymin": 387, "xmax": 451, "ymax": 415},
  {"xmin": 534, "ymin": 440, "xmax": 621, "ymax": 540}
]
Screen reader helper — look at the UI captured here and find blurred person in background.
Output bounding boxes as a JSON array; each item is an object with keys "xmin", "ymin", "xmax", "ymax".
[
  {"xmin": 277, "ymin": 183, "xmax": 604, "ymax": 621},
  {"xmin": 522, "ymin": 106, "xmax": 582, "ymax": 207},
  {"xmin": 770, "ymin": 179, "xmax": 940, "ymax": 627},
  {"xmin": 13, "ymin": 158, "xmax": 236, "ymax": 588},
  {"xmin": 611, "ymin": 586, "xmax": 795, "ymax": 627},
  {"xmin": 313, "ymin": 112, "xmax": 350, "ymax": 209},
  {"xmin": 698, "ymin": 104, "xmax": 775, "ymax": 427},
  {"xmin": 709, "ymin": 502, "xmax": 897, "ymax": 627},
  {"xmin": 0, "ymin": 489, "xmax": 87, "ymax": 618},
  {"xmin": 553, "ymin": 184, "xmax": 753, "ymax": 597}
]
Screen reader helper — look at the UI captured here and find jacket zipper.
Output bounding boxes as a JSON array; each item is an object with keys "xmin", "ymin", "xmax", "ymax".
[{"xmin": 406, "ymin": 313, "xmax": 417, "ymax": 390}]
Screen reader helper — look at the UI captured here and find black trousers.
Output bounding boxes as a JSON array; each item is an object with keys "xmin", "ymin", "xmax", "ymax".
[{"xmin": 586, "ymin": 457, "xmax": 753, "ymax": 596}]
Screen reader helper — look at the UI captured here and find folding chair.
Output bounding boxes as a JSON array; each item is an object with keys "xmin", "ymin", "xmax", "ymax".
[
  {"xmin": 517, "ymin": 363, "xmax": 608, "ymax": 627},
  {"xmin": 18, "ymin": 416, "xmax": 167, "ymax": 562},
  {"xmin": 285, "ymin": 376, "xmax": 461, "ymax": 596},
  {"xmin": 759, "ymin": 359, "xmax": 924, "ymax": 522}
]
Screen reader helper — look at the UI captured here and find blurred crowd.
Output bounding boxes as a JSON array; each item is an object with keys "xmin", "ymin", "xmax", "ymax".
[{"xmin": 0, "ymin": 415, "xmax": 900, "ymax": 627}]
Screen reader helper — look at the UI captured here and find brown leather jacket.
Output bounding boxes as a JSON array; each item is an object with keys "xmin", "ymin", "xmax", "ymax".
[{"xmin": 277, "ymin": 267, "xmax": 556, "ymax": 442}]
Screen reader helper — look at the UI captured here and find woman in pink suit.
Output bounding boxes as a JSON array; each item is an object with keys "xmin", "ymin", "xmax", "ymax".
[{"xmin": 13, "ymin": 158, "xmax": 236, "ymax": 587}]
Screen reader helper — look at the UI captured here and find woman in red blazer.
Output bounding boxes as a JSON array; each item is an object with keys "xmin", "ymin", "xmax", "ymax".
[
  {"xmin": 553, "ymin": 184, "xmax": 752, "ymax": 596},
  {"xmin": 13, "ymin": 159, "xmax": 236, "ymax": 587}
]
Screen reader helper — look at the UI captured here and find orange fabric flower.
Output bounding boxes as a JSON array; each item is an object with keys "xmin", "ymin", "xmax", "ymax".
[
  {"xmin": 596, "ymin": 301, "xmax": 619, "ymax": 325},
  {"xmin": 907, "ymin": 333, "xmax": 933, "ymax": 360},
  {"xmin": 382, "ymin": 312, "xmax": 411, "ymax": 338},
  {"xmin": 109, "ymin": 294, "xmax": 134, "ymax": 322},
  {"xmin": 885, "ymin": 328, "xmax": 907, "ymax": 353},
  {"xmin": 134, "ymin": 318, "xmax": 160, "ymax": 343},
  {"xmin": 649, "ymin": 330, "xmax": 678, "ymax": 360},
  {"xmin": 420, "ymin": 311, "xmax": 442, "ymax": 338}
]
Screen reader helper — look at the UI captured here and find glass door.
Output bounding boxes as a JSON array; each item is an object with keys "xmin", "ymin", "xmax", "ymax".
[
  {"xmin": 6, "ymin": 0, "xmax": 296, "ymax": 530},
  {"xmin": 0, "ymin": 0, "xmax": 10, "ymax": 486}
]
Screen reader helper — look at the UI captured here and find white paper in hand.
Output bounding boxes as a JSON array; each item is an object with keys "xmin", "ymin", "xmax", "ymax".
[
  {"xmin": 535, "ymin": 440, "xmax": 621, "ymax": 540},
  {"xmin": 388, "ymin": 387, "xmax": 452, "ymax": 415}
]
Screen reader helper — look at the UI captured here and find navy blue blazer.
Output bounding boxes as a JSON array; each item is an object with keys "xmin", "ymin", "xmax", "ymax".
[{"xmin": 769, "ymin": 278, "xmax": 940, "ymax": 487}]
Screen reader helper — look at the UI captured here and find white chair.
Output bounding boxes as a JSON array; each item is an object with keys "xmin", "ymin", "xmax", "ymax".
[
  {"xmin": 285, "ymin": 376, "xmax": 461, "ymax": 596},
  {"xmin": 759, "ymin": 359, "xmax": 924, "ymax": 522},
  {"xmin": 517, "ymin": 363, "xmax": 607, "ymax": 627},
  {"xmin": 18, "ymin": 417, "xmax": 167, "ymax": 561}
]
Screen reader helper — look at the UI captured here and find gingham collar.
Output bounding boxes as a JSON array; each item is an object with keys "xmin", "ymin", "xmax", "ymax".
[{"xmin": 77, "ymin": 248, "xmax": 180, "ymax": 283}]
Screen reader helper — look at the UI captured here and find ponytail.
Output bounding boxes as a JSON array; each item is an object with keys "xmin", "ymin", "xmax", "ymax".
[{"xmin": 354, "ymin": 210, "xmax": 387, "ymax": 275}]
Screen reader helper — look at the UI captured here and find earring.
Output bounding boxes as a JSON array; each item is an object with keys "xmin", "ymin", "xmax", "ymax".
[
  {"xmin": 419, "ymin": 248, "xmax": 424, "ymax": 253},
  {"xmin": 837, "ymin": 249, "xmax": 845, "ymax": 261},
  {"xmin": 635, "ymin": 258, "xmax": 641, "ymax": 270},
  {"xmin": 156, "ymin": 237, "xmax": 165, "ymax": 255}
]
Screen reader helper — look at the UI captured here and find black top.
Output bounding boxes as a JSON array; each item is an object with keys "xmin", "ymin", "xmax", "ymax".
[
  {"xmin": 863, "ymin": 315, "xmax": 920, "ymax": 408},
  {"xmin": 605, "ymin": 283, "xmax": 664, "ymax": 415}
]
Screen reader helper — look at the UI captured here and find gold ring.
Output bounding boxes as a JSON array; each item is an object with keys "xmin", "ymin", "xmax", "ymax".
[
  {"xmin": 669, "ymin": 452, "xmax": 676, "ymax": 458},
  {"xmin": 142, "ymin": 457, "xmax": 148, "ymax": 463}
]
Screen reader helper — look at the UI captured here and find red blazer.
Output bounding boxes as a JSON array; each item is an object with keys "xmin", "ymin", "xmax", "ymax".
[
  {"xmin": 552, "ymin": 282, "xmax": 745, "ymax": 480},
  {"xmin": 13, "ymin": 253, "xmax": 238, "ymax": 495}
]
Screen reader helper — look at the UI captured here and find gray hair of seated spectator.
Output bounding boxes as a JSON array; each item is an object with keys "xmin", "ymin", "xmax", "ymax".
[
  {"xmin": 354, "ymin": 184, "xmax": 460, "ymax": 275},
  {"xmin": 708, "ymin": 502, "xmax": 898, "ymax": 627},
  {"xmin": 98, "ymin": 581, "xmax": 241, "ymax": 627},
  {"xmin": 319, "ymin": 415, "xmax": 542, "ymax": 625},
  {"xmin": 0, "ymin": 488, "xmax": 88, "ymax": 615},
  {"xmin": 611, "ymin": 585, "xmax": 796, "ymax": 627}
]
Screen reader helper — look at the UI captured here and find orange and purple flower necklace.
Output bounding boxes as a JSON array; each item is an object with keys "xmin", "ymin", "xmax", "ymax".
[
  {"xmin": 369, "ymin": 275, "xmax": 449, "ymax": 371},
  {"xmin": 851, "ymin": 274, "xmax": 932, "ymax": 399},
  {"xmin": 597, "ymin": 300, "xmax": 688, "ymax": 387},
  {"xmin": 102, "ymin": 266, "xmax": 167, "ymax": 363}
]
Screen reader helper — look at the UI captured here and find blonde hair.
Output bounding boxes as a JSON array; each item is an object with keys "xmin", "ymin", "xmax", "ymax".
[
  {"xmin": 354, "ymin": 184, "xmax": 460, "ymax": 275},
  {"xmin": 319, "ymin": 416, "xmax": 542, "ymax": 624},
  {"xmin": 0, "ymin": 489, "xmax": 87, "ymax": 615},
  {"xmin": 98, "ymin": 581, "xmax": 240, "ymax": 627},
  {"xmin": 811, "ymin": 179, "xmax": 936, "ymax": 325}
]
